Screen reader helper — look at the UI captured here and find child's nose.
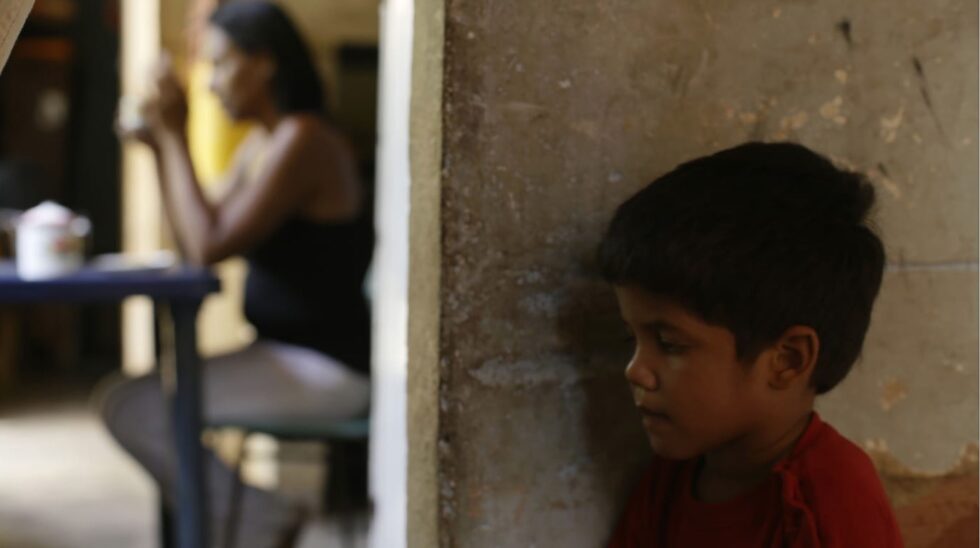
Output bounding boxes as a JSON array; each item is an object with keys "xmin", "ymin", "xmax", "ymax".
[{"xmin": 625, "ymin": 354, "xmax": 659, "ymax": 392}]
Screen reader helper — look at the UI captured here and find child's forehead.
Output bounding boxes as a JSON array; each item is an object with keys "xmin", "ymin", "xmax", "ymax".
[
  {"xmin": 614, "ymin": 284, "xmax": 739, "ymax": 345},
  {"xmin": 613, "ymin": 285, "xmax": 704, "ymax": 324}
]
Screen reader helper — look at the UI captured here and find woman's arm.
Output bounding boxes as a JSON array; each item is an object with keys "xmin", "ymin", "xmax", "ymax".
[
  {"xmin": 135, "ymin": 59, "xmax": 324, "ymax": 266},
  {"xmin": 208, "ymin": 129, "xmax": 266, "ymax": 203}
]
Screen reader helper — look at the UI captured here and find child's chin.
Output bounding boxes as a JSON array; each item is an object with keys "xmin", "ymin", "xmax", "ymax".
[{"xmin": 648, "ymin": 436, "xmax": 699, "ymax": 461}]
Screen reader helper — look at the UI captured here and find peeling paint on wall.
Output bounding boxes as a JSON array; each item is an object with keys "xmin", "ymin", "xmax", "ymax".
[
  {"xmin": 866, "ymin": 443, "xmax": 979, "ymax": 545},
  {"xmin": 868, "ymin": 442, "xmax": 978, "ymax": 485},
  {"xmin": 780, "ymin": 110, "xmax": 809, "ymax": 131},
  {"xmin": 879, "ymin": 378, "xmax": 909, "ymax": 411},
  {"xmin": 469, "ymin": 355, "xmax": 587, "ymax": 388},
  {"xmin": 818, "ymin": 95, "xmax": 848, "ymax": 125}
]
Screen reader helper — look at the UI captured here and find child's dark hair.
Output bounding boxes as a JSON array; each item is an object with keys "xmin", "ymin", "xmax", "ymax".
[
  {"xmin": 210, "ymin": 1, "xmax": 326, "ymax": 116},
  {"xmin": 598, "ymin": 142, "xmax": 885, "ymax": 394}
]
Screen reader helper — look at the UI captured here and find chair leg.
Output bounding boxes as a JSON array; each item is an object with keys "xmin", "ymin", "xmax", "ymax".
[
  {"xmin": 159, "ymin": 492, "xmax": 175, "ymax": 548},
  {"xmin": 223, "ymin": 431, "xmax": 249, "ymax": 548},
  {"xmin": 339, "ymin": 516, "xmax": 358, "ymax": 548},
  {"xmin": 324, "ymin": 439, "xmax": 369, "ymax": 515},
  {"xmin": 324, "ymin": 438, "xmax": 369, "ymax": 548}
]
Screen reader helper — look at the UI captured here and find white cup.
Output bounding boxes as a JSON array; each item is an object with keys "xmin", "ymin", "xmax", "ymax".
[{"xmin": 14, "ymin": 201, "xmax": 90, "ymax": 280}]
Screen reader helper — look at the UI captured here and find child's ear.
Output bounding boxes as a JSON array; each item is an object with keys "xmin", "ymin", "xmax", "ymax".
[{"xmin": 767, "ymin": 326, "xmax": 820, "ymax": 390}]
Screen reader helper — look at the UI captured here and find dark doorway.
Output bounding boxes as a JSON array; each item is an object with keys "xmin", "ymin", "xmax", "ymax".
[{"xmin": 0, "ymin": 0, "xmax": 121, "ymax": 392}]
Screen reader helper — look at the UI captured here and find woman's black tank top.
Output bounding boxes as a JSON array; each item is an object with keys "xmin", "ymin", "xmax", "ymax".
[{"xmin": 243, "ymin": 212, "xmax": 373, "ymax": 374}]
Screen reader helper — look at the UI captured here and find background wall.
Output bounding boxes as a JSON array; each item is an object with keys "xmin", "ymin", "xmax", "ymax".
[
  {"xmin": 409, "ymin": 0, "xmax": 978, "ymax": 546},
  {"xmin": 278, "ymin": 0, "xmax": 378, "ymax": 98}
]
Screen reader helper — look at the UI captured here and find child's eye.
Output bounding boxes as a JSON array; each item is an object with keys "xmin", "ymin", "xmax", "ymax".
[{"xmin": 656, "ymin": 337, "xmax": 686, "ymax": 355}]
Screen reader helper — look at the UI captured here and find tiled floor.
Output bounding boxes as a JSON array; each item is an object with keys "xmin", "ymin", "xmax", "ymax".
[
  {"xmin": 0, "ymin": 392, "xmax": 155, "ymax": 547},
  {"xmin": 0, "ymin": 389, "xmax": 366, "ymax": 548}
]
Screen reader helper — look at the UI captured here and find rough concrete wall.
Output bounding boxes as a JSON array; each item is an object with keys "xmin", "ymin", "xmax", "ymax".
[{"xmin": 424, "ymin": 0, "xmax": 977, "ymax": 546}]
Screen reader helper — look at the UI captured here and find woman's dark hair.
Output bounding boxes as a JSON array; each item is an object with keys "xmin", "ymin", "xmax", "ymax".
[
  {"xmin": 210, "ymin": 1, "xmax": 326, "ymax": 116},
  {"xmin": 598, "ymin": 142, "xmax": 885, "ymax": 394}
]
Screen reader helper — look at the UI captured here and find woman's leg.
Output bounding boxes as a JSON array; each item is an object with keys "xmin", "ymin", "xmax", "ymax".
[
  {"xmin": 202, "ymin": 340, "xmax": 370, "ymax": 424},
  {"xmin": 96, "ymin": 340, "xmax": 369, "ymax": 547}
]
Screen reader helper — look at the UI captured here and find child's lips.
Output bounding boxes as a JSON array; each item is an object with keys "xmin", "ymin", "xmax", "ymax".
[{"xmin": 637, "ymin": 406, "xmax": 671, "ymax": 423}]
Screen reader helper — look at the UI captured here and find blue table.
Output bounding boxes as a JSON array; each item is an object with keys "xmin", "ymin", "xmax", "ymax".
[{"xmin": 0, "ymin": 260, "xmax": 220, "ymax": 548}]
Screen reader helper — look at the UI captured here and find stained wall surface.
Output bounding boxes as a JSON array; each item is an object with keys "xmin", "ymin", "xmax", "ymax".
[{"xmin": 409, "ymin": 1, "xmax": 978, "ymax": 546}]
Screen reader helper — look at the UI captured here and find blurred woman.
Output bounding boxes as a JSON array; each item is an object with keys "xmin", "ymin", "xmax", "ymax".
[{"xmin": 99, "ymin": 2, "xmax": 372, "ymax": 546}]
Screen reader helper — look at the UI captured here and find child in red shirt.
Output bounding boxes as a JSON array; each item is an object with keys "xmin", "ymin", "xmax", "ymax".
[{"xmin": 597, "ymin": 142, "xmax": 903, "ymax": 547}]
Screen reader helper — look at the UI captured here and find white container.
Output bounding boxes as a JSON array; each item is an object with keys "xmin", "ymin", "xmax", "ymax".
[{"xmin": 14, "ymin": 201, "xmax": 90, "ymax": 280}]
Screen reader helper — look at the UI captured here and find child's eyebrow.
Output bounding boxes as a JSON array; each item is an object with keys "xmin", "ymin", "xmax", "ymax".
[{"xmin": 644, "ymin": 320, "xmax": 683, "ymax": 333}]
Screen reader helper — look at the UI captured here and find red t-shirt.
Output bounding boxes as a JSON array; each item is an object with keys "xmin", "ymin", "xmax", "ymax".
[{"xmin": 608, "ymin": 413, "xmax": 903, "ymax": 548}]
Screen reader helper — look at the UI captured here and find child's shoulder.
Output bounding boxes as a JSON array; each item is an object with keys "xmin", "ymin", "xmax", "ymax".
[
  {"xmin": 781, "ymin": 413, "xmax": 903, "ymax": 546},
  {"xmin": 787, "ymin": 413, "xmax": 886, "ymax": 494}
]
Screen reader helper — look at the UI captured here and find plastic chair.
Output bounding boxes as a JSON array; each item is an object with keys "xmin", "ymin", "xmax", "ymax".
[{"xmin": 210, "ymin": 416, "xmax": 370, "ymax": 548}]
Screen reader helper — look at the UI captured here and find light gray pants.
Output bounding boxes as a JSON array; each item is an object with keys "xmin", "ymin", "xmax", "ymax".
[{"xmin": 96, "ymin": 340, "xmax": 371, "ymax": 548}]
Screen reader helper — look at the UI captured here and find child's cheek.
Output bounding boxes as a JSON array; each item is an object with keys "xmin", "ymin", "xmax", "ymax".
[{"xmin": 666, "ymin": 356, "xmax": 686, "ymax": 372}]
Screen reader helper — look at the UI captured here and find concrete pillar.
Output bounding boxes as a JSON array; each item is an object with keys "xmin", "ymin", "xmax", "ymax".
[
  {"xmin": 406, "ymin": 0, "xmax": 444, "ymax": 545},
  {"xmin": 406, "ymin": 1, "xmax": 977, "ymax": 546},
  {"xmin": 120, "ymin": 0, "xmax": 166, "ymax": 375}
]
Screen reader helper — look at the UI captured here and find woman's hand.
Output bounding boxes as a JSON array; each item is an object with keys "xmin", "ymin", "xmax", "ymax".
[
  {"xmin": 147, "ymin": 55, "xmax": 188, "ymax": 136},
  {"xmin": 116, "ymin": 55, "xmax": 188, "ymax": 146}
]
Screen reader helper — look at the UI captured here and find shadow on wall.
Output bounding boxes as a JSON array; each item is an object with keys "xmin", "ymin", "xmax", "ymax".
[{"xmin": 554, "ymin": 247, "xmax": 652, "ymax": 526}]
